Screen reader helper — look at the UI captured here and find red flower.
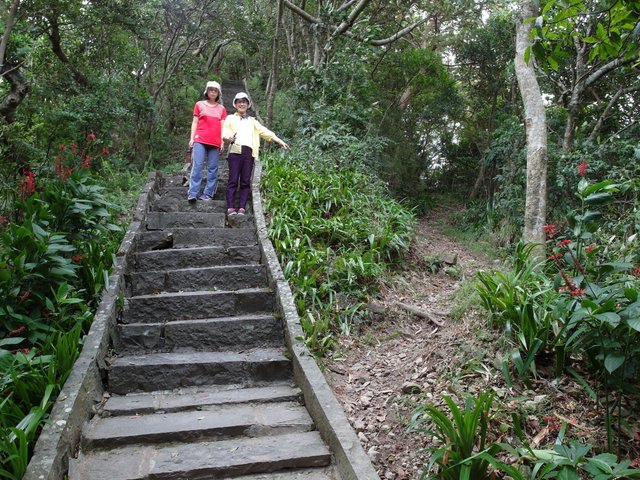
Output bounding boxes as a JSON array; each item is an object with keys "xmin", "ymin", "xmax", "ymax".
[
  {"xmin": 21, "ymin": 348, "xmax": 31, "ymax": 354},
  {"xmin": 87, "ymin": 133, "xmax": 96, "ymax": 140},
  {"xmin": 20, "ymin": 171, "xmax": 36, "ymax": 197},
  {"xmin": 577, "ymin": 162, "xmax": 588, "ymax": 176},
  {"xmin": 548, "ymin": 253, "xmax": 563, "ymax": 261},
  {"xmin": 570, "ymin": 288, "xmax": 585, "ymax": 298},
  {"xmin": 543, "ymin": 224, "xmax": 559, "ymax": 237},
  {"xmin": 59, "ymin": 144, "xmax": 66, "ymax": 150},
  {"xmin": 102, "ymin": 147, "xmax": 110, "ymax": 155},
  {"xmin": 80, "ymin": 158, "xmax": 91, "ymax": 168},
  {"xmin": 558, "ymin": 239, "xmax": 571, "ymax": 247},
  {"xmin": 584, "ymin": 245, "xmax": 595, "ymax": 254},
  {"xmin": 0, "ymin": 215, "xmax": 8, "ymax": 226},
  {"xmin": 72, "ymin": 254, "xmax": 85, "ymax": 263},
  {"xmin": 633, "ymin": 266, "xmax": 640, "ymax": 278}
]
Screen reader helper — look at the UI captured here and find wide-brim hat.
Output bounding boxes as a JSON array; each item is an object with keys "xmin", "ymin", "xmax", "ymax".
[
  {"xmin": 203, "ymin": 80, "xmax": 222, "ymax": 96},
  {"xmin": 233, "ymin": 92, "xmax": 252, "ymax": 108}
]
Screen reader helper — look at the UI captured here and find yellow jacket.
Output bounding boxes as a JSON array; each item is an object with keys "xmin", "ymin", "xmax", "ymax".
[{"xmin": 222, "ymin": 113, "xmax": 282, "ymax": 159}]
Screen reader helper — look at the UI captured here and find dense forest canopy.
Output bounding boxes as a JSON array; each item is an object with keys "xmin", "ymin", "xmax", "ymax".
[{"xmin": 1, "ymin": 0, "xmax": 638, "ymax": 223}]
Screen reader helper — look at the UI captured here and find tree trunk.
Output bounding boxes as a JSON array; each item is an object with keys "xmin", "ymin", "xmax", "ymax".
[
  {"xmin": 0, "ymin": 0, "xmax": 20, "ymax": 68},
  {"xmin": 515, "ymin": 0, "xmax": 547, "ymax": 250},
  {"xmin": 266, "ymin": 0, "xmax": 284, "ymax": 129},
  {"xmin": 0, "ymin": 66, "xmax": 30, "ymax": 124}
]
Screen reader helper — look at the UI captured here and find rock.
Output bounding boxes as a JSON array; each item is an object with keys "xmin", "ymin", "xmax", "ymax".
[
  {"xmin": 401, "ymin": 382, "xmax": 422, "ymax": 394},
  {"xmin": 443, "ymin": 253, "xmax": 458, "ymax": 265},
  {"xmin": 367, "ymin": 300, "xmax": 387, "ymax": 315},
  {"xmin": 358, "ymin": 431, "xmax": 369, "ymax": 443},
  {"xmin": 367, "ymin": 446, "xmax": 381, "ymax": 463},
  {"xmin": 353, "ymin": 419, "xmax": 366, "ymax": 431}
]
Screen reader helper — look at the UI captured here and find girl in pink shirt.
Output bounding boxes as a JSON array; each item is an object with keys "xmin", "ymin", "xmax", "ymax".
[{"xmin": 187, "ymin": 81, "xmax": 227, "ymax": 202}]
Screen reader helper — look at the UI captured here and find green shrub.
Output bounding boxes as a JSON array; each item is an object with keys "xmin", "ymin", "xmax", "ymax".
[{"xmin": 262, "ymin": 151, "xmax": 415, "ymax": 355}]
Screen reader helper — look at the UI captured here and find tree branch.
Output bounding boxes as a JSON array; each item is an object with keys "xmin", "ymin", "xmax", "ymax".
[
  {"xmin": 283, "ymin": 0, "xmax": 321, "ymax": 24},
  {"xmin": 332, "ymin": 0, "xmax": 371, "ymax": 37},
  {"xmin": 588, "ymin": 83, "xmax": 640, "ymax": 142},
  {"xmin": 370, "ymin": 17, "xmax": 430, "ymax": 46}
]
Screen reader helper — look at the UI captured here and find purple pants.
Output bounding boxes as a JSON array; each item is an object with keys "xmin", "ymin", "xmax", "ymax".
[{"xmin": 226, "ymin": 145, "xmax": 254, "ymax": 209}]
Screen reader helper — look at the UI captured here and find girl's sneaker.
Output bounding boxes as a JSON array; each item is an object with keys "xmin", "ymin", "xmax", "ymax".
[
  {"xmin": 227, "ymin": 208, "xmax": 237, "ymax": 216},
  {"xmin": 237, "ymin": 208, "xmax": 246, "ymax": 215}
]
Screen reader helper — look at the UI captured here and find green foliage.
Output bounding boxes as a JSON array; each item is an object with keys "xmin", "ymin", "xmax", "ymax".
[
  {"xmin": 501, "ymin": 440, "xmax": 640, "ymax": 479},
  {"xmin": 262, "ymin": 151, "xmax": 415, "ymax": 355},
  {"xmin": 0, "ymin": 151, "xmax": 133, "ymax": 477},
  {"xmin": 476, "ymin": 170, "xmax": 640, "ymax": 451},
  {"xmin": 409, "ymin": 391, "xmax": 518, "ymax": 480},
  {"xmin": 531, "ymin": 0, "xmax": 639, "ymax": 70},
  {"xmin": 477, "ymin": 243, "xmax": 560, "ymax": 385}
]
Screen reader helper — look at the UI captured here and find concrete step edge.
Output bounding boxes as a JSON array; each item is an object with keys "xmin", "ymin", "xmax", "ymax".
[
  {"xmin": 102, "ymin": 384, "xmax": 302, "ymax": 415},
  {"xmin": 83, "ymin": 401, "xmax": 314, "ymax": 449}
]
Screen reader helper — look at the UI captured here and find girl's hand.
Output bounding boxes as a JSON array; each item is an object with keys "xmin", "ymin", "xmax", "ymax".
[{"xmin": 279, "ymin": 140, "xmax": 289, "ymax": 150}]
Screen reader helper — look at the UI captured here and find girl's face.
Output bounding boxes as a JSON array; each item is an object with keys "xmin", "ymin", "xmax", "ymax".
[{"xmin": 207, "ymin": 88, "xmax": 219, "ymax": 101}]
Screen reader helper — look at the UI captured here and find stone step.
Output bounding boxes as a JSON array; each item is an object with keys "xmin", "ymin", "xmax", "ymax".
[
  {"xmin": 160, "ymin": 174, "xmax": 229, "ymax": 190},
  {"xmin": 83, "ymin": 401, "xmax": 314, "ymax": 449},
  {"xmin": 115, "ymin": 314, "xmax": 284, "ymax": 352},
  {"xmin": 223, "ymin": 469, "xmax": 338, "ymax": 480},
  {"xmin": 151, "ymin": 194, "xmax": 226, "ymax": 213},
  {"xmin": 127, "ymin": 264, "xmax": 269, "ymax": 296},
  {"xmin": 137, "ymin": 227, "xmax": 256, "ymax": 251},
  {"xmin": 132, "ymin": 245, "xmax": 261, "ymax": 271},
  {"xmin": 157, "ymin": 185, "xmax": 229, "ymax": 202},
  {"xmin": 103, "ymin": 384, "xmax": 301, "ymax": 416},
  {"xmin": 159, "ymin": 173, "xmax": 190, "ymax": 188},
  {"xmin": 122, "ymin": 288, "xmax": 275, "ymax": 324},
  {"xmin": 108, "ymin": 348, "xmax": 292, "ymax": 394},
  {"xmin": 145, "ymin": 211, "xmax": 226, "ymax": 229},
  {"xmin": 69, "ymin": 431, "xmax": 331, "ymax": 480}
]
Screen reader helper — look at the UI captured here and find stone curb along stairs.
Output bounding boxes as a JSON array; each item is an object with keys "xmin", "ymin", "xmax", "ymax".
[{"xmin": 24, "ymin": 160, "xmax": 379, "ymax": 479}]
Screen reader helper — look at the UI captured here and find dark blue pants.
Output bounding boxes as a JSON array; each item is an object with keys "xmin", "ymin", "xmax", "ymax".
[{"xmin": 226, "ymin": 145, "xmax": 254, "ymax": 209}]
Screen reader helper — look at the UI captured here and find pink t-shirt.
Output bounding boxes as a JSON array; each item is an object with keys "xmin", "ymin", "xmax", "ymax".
[{"xmin": 193, "ymin": 101, "xmax": 227, "ymax": 147}]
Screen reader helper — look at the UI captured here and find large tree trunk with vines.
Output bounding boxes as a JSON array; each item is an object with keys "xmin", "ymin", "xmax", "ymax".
[{"xmin": 515, "ymin": 0, "xmax": 548, "ymax": 251}]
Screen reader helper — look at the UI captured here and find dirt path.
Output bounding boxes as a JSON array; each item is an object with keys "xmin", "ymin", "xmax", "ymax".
[
  {"xmin": 323, "ymin": 205, "xmax": 640, "ymax": 479},
  {"xmin": 324, "ymin": 205, "xmax": 496, "ymax": 479}
]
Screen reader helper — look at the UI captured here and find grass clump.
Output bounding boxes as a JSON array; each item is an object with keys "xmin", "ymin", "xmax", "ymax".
[{"xmin": 261, "ymin": 151, "xmax": 415, "ymax": 355}]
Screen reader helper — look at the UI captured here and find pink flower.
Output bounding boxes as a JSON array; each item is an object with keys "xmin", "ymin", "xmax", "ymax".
[
  {"xmin": 558, "ymin": 239, "xmax": 571, "ymax": 247},
  {"xmin": 633, "ymin": 266, "xmax": 640, "ymax": 278},
  {"xmin": 87, "ymin": 133, "xmax": 96, "ymax": 140},
  {"xmin": 59, "ymin": 145, "xmax": 66, "ymax": 150},
  {"xmin": 548, "ymin": 253, "xmax": 563, "ymax": 261},
  {"xmin": 570, "ymin": 288, "xmax": 585, "ymax": 298},
  {"xmin": 0, "ymin": 215, "xmax": 8, "ymax": 226},
  {"xmin": 102, "ymin": 147, "xmax": 110, "ymax": 155},
  {"xmin": 578, "ymin": 162, "xmax": 588, "ymax": 176}
]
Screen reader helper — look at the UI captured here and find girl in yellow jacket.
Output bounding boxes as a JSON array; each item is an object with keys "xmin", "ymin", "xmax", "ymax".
[{"xmin": 222, "ymin": 92, "xmax": 289, "ymax": 216}]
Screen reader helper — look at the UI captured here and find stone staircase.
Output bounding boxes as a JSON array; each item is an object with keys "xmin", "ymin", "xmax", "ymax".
[{"xmin": 68, "ymin": 172, "xmax": 339, "ymax": 479}]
